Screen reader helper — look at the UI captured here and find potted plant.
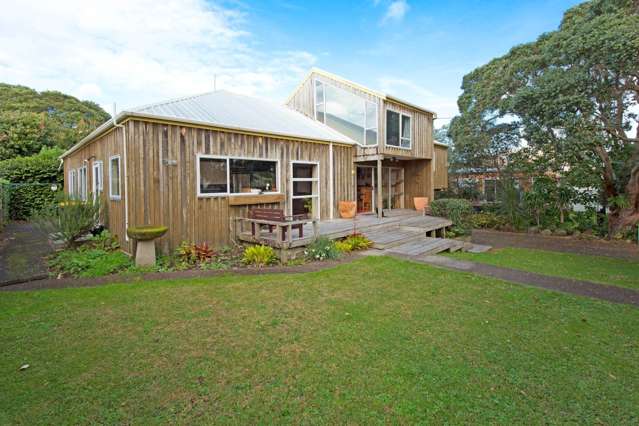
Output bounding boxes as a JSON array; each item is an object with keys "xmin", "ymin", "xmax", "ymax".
[
  {"xmin": 303, "ymin": 198, "xmax": 313, "ymax": 218},
  {"xmin": 339, "ymin": 200, "xmax": 356, "ymax": 218},
  {"xmin": 126, "ymin": 225, "xmax": 168, "ymax": 266},
  {"xmin": 414, "ymin": 196, "xmax": 429, "ymax": 212}
]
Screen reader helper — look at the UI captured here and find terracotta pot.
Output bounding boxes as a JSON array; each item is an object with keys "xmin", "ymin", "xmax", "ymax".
[
  {"xmin": 339, "ymin": 201, "xmax": 357, "ymax": 218},
  {"xmin": 413, "ymin": 197, "xmax": 429, "ymax": 212}
]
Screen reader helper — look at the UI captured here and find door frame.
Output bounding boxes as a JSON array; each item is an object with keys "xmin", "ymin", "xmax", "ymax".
[
  {"xmin": 289, "ymin": 161, "xmax": 320, "ymax": 219},
  {"xmin": 356, "ymin": 165, "xmax": 376, "ymax": 214}
]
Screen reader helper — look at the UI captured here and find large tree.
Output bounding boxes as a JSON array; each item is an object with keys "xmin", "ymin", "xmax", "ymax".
[
  {"xmin": 0, "ymin": 83, "xmax": 110, "ymax": 160},
  {"xmin": 450, "ymin": 0, "xmax": 639, "ymax": 233}
]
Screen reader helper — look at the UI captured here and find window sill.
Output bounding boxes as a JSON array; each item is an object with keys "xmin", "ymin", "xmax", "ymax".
[{"xmin": 228, "ymin": 193, "xmax": 285, "ymax": 205}]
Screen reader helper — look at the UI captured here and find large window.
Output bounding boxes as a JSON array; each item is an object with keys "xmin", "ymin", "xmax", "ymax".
[
  {"xmin": 68, "ymin": 169, "xmax": 77, "ymax": 198},
  {"xmin": 78, "ymin": 166, "xmax": 88, "ymax": 201},
  {"xmin": 314, "ymin": 80, "xmax": 378, "ymax": 146},
  {"xmin": 109, "ymin": 155, "xmax": 121, "ymax": 200},
  {"xmin": 197, "ymin": 155, "xmax": 278, "ymax": 197},
  {"xmin": 386, "ymin": 110, "xmax": 412, "ymax": 149},
  {"xmin": 92, "ymin": 161, "xmax": 103, "ymax": 201}
]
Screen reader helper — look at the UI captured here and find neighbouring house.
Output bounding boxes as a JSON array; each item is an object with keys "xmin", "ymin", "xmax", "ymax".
[{"xmin": 62, "ymin": 68, "xmax": 448, "ymax": 253}]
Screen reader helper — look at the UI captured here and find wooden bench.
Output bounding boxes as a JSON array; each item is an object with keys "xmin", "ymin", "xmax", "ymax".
[{"xmin": 249, "ymin": 208, "xmax": 307, "ymax": 241}]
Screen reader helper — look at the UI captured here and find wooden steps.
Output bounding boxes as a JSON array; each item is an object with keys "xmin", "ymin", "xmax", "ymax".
[
  {"xmin": 386, "ymin": 237, "xmax": 466, "ymax": 256},
  {"xmin": 364, "ymin": 227, "xmax": 424, "ymax": 249}
]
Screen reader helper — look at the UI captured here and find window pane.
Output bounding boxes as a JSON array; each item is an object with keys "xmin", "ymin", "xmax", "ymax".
[
  {"xmin": 229, "ymin": 159, "xmax": 276, "ymax": 193},
  {"xmin": 315, "ymin": 104, "xmax": 325, "ymax": 123},
  {"xmin": 401, "ymin": 114, "xmax": 411, "ymax": 139},
  {"xmin": 293, "ymin": 164, "xmax": 314, "ymax": 179},
  {"xmin": 110, "ymin": 158, "xmax": 120, "ymax": 196},
  {"xmin": 314, "ymin": 80, "xmax": 324, "ymax": 104},
  {"xmin": 293, "ymin": 181, "xmax": 314, "ymax": 197},
  {"xmin": 324, "ymin": 84, "xmax": 365, "ymax": 144},
  {"xmin": 364, "ymin": 129, "xmax": 376, "ymax": 146},
  {"xmin": 386, "ymin": 110, "xmax": 400, "ymax": 146},
  {"xmin": 366, "ymin": 101, "xmax": 377, "ymax": 129},
  {"xmin": 199, "ymin": 158, "xmax": 227, "ymax": 194}
]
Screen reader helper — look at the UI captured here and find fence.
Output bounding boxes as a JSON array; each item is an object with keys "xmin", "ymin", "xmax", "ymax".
[{"xmin": 0, "ymin": 179, "xmax": 8, "ymax": 229}]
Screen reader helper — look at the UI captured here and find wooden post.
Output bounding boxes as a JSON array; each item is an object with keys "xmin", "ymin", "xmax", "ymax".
[
  {"xmin": 312, "ymin": 219, "xmax": 319, "ymax": 240},
  {"xmin": 287, "ymin": 224, "xmax": 292, "ymax": 246},
  {"xmin": 376, "ymin": 158, "xmax": 383, "ymax": 219}
]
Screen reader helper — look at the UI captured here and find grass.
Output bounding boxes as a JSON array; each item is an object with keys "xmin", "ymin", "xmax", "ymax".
[
  {"xmin": 1, "ymin": 256, "xmax": 638, "ymax": 424},
  {"xmin": 446, "ymin": 247, "xmax": 639, "ymax": 290}
]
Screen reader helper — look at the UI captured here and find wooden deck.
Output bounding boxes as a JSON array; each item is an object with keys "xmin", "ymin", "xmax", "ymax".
[{"xmin": 235, "ymin": 209, "xmax": 452, "ymax": 249}]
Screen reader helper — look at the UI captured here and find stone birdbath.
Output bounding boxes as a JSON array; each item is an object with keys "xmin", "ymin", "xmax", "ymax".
[{"xmin": 126, "ymin": 225, "xmax": 168, "ymax": 267}]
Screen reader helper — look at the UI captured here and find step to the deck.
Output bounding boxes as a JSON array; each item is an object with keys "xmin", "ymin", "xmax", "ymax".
[
  {"xmin": 364, "ymin": 227, "xmax": 426, "ymax": 249},
  {"xmin": 386, "ymin": 237, "xmax": 464, "ymax": 256}
]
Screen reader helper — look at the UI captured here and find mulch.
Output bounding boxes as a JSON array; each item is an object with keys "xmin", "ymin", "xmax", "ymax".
[
  {"xmin": 0, "ymin": 254, "xmax": 364, "ymax": 292},
  {"xmin": 471, "ymin": 229, "xmax": 639, "ymax": 261}
]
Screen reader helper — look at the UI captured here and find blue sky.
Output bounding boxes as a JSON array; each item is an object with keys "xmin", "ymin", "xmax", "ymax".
[{"xmin": 0, "ymin": 0, "xmax": 582, "ymax": 127}]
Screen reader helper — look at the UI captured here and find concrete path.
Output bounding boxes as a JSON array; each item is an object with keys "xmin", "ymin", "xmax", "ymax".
[
  {"xmin": 390, "ymin": 253, "xmax": 639, "ymax": 307},
  {"xmin": 0, "ymin": 222, "xmax": 52, "ymax": 286}
]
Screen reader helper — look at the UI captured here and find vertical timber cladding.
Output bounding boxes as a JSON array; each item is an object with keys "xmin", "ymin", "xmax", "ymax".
[
  {"xmin": 125, "ymin": 120, "xmax": 354, "ymax": 254},
  {"xmin": 433, "ymin": 144, "xmax": 449, "ymax": 190},
  {"xmin": 62, "ymin": 127, "xmax": 128, "ymax": 251},
  {"xmin": 380, "ymin": 99, "xmax": 434, "ymax": 160}
]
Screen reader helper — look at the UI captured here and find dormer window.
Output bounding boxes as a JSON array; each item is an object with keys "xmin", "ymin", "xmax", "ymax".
[{"xmin": 314, "ymin": 79, "xmax": 378, "ymax": 146}]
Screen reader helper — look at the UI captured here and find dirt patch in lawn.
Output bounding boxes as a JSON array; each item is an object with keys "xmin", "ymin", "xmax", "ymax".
[{"xmin": 471, "ymin": 229, "xmax": 639, "ymax": 261}]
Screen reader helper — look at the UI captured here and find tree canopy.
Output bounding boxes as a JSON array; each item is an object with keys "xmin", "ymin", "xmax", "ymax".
[
  {"xmin": 449, "ymin": 0, "xmax": 639, "ymax": 232},
  {"xmin": 0, "ymin": 83, "xmax": 110, "ymax": 161}
]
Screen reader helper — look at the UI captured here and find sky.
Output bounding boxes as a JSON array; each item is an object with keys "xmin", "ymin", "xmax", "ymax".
[{"xmin": 0, "ymin": 0, "xmax": 583, "ymax": 128}]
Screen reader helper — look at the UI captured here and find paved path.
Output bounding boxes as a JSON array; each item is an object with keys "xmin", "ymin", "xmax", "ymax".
[
  {"xmin": 0, "ymin": 222, "xmax": 52, "ymax": 286},
  {"xmin": 390, "ymin": 253, "xmax": 639, "ymax": 307},
  {"xmin": 471, "ymin": 229, "xmax": 639, "ymax": 261}
]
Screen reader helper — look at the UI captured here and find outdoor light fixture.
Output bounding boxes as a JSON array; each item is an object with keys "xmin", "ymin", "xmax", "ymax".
[{"xmin": 50, "ymin": 184, "xmax": 58, "ymax": 192}]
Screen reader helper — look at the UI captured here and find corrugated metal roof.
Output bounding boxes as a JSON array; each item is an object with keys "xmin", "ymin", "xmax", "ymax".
[
  {"xmin": 61, "ymin": 90, "xmax": 356, "ymax": 158},
  {"xmin": 131, "ymin": 90, "xmax": 356, "ymax": 145}
]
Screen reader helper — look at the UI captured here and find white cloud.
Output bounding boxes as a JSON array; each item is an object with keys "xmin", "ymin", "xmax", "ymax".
[
  {"xmin": 0, "ymin": 0, "xmax": 316, "ymax": 112},
  {"xmin": 381, "ymin": 0, "xmax": 409, "ymax": 24},
  {"xmin": 377, "ymin": 77, "xmax": 459, "ymax": 127}
]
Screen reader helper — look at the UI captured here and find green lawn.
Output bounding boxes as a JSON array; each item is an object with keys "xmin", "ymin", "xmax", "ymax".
[
  {"xmin": 1, "ymin": 256, "xmax": 638, "ymax": 424},
  {"xmin": 446, "ymin": 247, "xmax": 639, "ymax": 290}
]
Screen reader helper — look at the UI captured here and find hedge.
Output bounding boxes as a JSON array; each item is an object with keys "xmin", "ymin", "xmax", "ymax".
[
  {"xmin": 0, "ymin": 179, "xmax": 9, "ymax": 229},
  {"xmin": 0, "ymin": 147, "xmax": 63, "ymax": 220}
]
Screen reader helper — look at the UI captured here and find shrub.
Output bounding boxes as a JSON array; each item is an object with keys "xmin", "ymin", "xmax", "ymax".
[
  {"xmin": 469, "ymin": 212, "xmax": 505, "ymax": 229},
  {"xmin": 88, "ymin": 230, "xmax": 120, "ymax": 251},
  {"xmin": 336, "ymin": 233, "xmax": 373, "ymax": 252},
  {"xmin": 304, "ymin": 237, "xmax": 340, "ymax": 261},
  {"xmin": 242, "ymin": 245, "xmax": 278, "ymax": 267},
  {"xmin": 48, "ymin": 248, "xmax": 132, "ymax": 278},
  {"xmin": 430, "ymin": 198, "xmax": 473, "ymax": 227},
  {"xmin": 335, "ymin": 241, "xmax": 352, "ymax": 253},
  {"xmin": 32, "ymin": 195, "xmax": 102, "ymax": 247},
  {"xmin": 175, "ymin": 241, "xmax": 216, "ymax": 268}
]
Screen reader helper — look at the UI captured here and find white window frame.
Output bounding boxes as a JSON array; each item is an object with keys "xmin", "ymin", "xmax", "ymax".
[
  {"xmin": 290, "ymin": 161, "xmax": 320, "ymax": 219},
  {"xmin": 313, "ymin": 78, "xmax": 379, "ymax": 147},
  {"xmin": 196, "ymin": 154, "xmax": 281, "ymax": 198},
  {"xmin": 109, "ymin": 155, "xmax": 121, "ymax": 200},
  {"xmin": 92, "ymin": 160, "xmax": 103, "ymax": 201},
  {"xmin": 78, "ymin": 165, "xmax": 88, "ymax": 201},
  {"xmin": 385, "ymin": 109, "xmax": 412, "ymax": 150},
  {"xmin": 68, "ymin": 169, "xmax": 77, "ymax": 198}
]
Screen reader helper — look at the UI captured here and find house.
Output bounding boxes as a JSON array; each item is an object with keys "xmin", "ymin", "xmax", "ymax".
[{"xmin": 61, "ymin": 68, "xmax": 448, "ymax": 254}]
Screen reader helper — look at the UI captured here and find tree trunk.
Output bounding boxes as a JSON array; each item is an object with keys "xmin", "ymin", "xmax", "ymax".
[{"xmin": 594, "ymin": 145, "xmax": 619, "ymax": 238}]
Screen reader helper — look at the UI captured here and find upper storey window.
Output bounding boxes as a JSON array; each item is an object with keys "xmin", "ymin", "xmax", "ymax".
[
  {"xmin": 386, "ymin": 110, "xmax": 412, "ymax": 149},
  {"xmin": 314, "ymin": 80, "xmax": 378, "ymax": 146}
]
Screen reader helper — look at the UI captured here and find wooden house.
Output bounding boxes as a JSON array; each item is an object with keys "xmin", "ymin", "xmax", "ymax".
[{"xmin": 62, "ymin": 68, "xmax": 448, "ymax": 253}]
